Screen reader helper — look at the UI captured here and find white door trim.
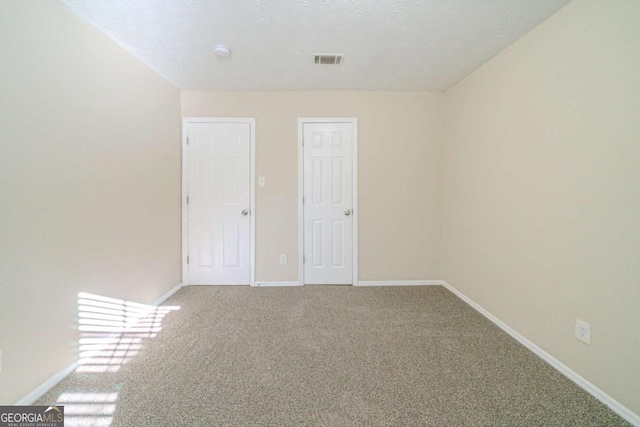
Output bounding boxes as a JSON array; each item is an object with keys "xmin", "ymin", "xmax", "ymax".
[
  {"xmin": 182, "ymin": 117, "xmax": 256, "ymax": 286},
  {"xmin": 298, "ymin": 118, "xmax": 358, "ymax": 286}
]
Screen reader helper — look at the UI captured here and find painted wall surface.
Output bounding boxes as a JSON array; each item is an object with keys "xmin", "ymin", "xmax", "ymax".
[
  {"xmin": 442, "ymin": 0, "xmax": 640, "ymax": 415},
  {"xmin": 0, "ymin": 1, "xmax": 181, "ymax": 404},
  {"xmin": 182, "ymin": 91, "xmax": 443, "ymax": 282}
]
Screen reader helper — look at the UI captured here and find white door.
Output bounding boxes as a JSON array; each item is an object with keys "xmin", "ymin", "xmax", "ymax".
[
  {"xmin": 303, "ymin": 122, "xmax": 354, "ymax": 285},
  {"xmin": 187, "ymin": 121, "xmax": 251, "ymax": 285}
]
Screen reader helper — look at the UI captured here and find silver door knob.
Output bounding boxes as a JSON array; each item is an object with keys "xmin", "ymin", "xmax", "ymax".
[
  {"xmin": 241, "ymin": 209, "xmax": 249, "ymax": 216},
  {"xmin": 344, "ymin": 209, "xmax": 351, "ymax": 216}
]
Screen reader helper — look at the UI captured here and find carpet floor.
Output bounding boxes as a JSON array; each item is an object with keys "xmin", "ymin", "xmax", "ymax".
[{"xmin": 37, "ymin": 286, "xmax": 629, "ymax": 426}]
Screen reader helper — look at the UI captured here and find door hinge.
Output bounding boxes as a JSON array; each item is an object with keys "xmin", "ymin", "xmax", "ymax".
[
  {"xmin": 302, "ymin": 139, "xmax": 304, "ymax": 147},
  {"xmin": 187, "ymin": 255, "xmax": 189, "ymax": 264},
  {"xmin": 186, "ymin": 136, "xmax": 189, "ymax": 145},
  {"xmin": 302, "ymin": 196, "xmax": 305, "ymax": 204},
  {"xmin": 303, "ymin": 255, "xmax": 305, "ymax": 264},
  {"xmin": 186, "ymin": 196, "xmax": 189, "ymax": 205}
]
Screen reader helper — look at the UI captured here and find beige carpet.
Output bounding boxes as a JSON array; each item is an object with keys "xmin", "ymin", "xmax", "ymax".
[{"xmin": 37, "ymin": 286, "xmax": 629, "ymax": 426}]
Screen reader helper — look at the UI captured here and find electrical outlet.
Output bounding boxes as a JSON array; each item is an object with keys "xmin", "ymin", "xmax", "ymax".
[
  {"xmin": 279, "ymin": 254, "xmax": 287, "ymax": 264},
  {"xmin": 575, "ymin": 319, "xmax": 591, "ymax": 345}
]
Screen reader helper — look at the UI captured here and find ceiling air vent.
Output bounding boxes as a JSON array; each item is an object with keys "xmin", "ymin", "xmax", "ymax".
[{"xmin": 314, "ymin": 54, "xmax": 344, "ymax": 65}]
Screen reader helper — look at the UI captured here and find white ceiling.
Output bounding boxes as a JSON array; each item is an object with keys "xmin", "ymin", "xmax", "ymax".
[{"xmin": 60, "ymin": 0, "xmax": 571, "ymax": 91}]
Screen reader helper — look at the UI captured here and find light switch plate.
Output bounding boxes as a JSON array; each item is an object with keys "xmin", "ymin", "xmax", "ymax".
[{"xmin": 258, "ymin": 177, "xmax": 265, "ymax": 187}]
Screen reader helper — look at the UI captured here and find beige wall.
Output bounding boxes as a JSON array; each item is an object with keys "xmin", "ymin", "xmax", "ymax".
[
  {"xmin": 442, "ymin": 0, "xmax": 640, "ymax": 415},
  {"xmin": 182, "ymin": 91, "xmax": 443, "ymax": 282},
  {"xmin": 0, "ymin": 1, "xmax": 181, "ymax": 404}
]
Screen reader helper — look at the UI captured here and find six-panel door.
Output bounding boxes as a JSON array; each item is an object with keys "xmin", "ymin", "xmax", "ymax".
[
  {"xmin": 187, "ymin": 122, "xmax": 251, "ymax": 285},
  {"xmin": 303, "ymin": 122, "xmax": 353, "ymax": 285}
]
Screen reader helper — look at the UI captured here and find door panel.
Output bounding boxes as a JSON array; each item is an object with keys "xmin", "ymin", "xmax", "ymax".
[
  {"xmin": 332, "ymin": 220, "xmax": 344, "ymax": 267},
  {"xmin": 188, "ymin": 122, "xmax": 251, "ymax": 285},
  {"xmin": 303, "ymin": 123, "xmax": 353, "ymax": 285}
]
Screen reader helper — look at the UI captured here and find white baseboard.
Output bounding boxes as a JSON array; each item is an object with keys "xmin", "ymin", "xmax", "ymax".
[
  {"xmin": 441, "ymin": 281, "xmax": 640, "ymax": 426},
  {"xmin": 254, "ymin": 281, "xmax": 302, "ymax": 287},
  {"xmin": 187, "ymin": 283, "xmax": 251, "ymax": 286},
  {"xmin": 257, "ymin": 281, "xmax": 442, "ymax": 287},
  {"xmin": 15, "ymin": 362, "xmax": 78, "ymax": 405},
  {"xmin": 153, "ymin": 283, "xmax": 183, "ymax": 305},
  {"xmin": 356, "ymin": 280, "xmax": 443, "ymax": 287},
  {"xmin": 16, "ymin": 283, "xmax": 183, "ymax": 405}
]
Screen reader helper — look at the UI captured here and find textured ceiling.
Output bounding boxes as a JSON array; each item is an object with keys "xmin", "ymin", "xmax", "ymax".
[{"xmin": 60, "ymin": 0, "xmax": 571, "ymax": 91}]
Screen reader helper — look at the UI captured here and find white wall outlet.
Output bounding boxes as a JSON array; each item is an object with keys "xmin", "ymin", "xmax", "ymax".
[
  {"xmin": 280, "ymin": 254, "xmax": 287, "ymax": 264},
  {"xmin": 258, "ymin": 176, "xmax": 266, "ymax": 187},
  {"xmin": 575, "ymin": 319, "xmax": 591, "ymax": 345}
]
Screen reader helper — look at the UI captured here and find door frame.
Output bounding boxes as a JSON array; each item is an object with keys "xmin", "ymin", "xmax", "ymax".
[
  {"xmin": 181, "ymin": 117, "xmax": 256, "ymax": 286},
  {"xmin": 297, "ymin": 118, "xmax": 358, "ymax": 286}
]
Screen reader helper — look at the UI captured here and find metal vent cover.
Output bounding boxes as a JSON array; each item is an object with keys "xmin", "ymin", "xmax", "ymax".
[{"xmin": 314, "ymin": 54, "xmax": 344, "ymax": 65}]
